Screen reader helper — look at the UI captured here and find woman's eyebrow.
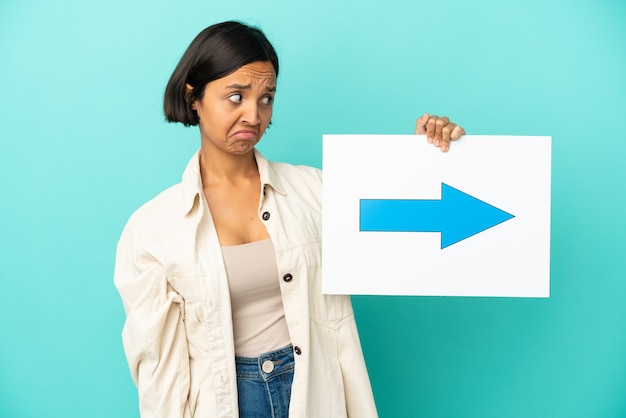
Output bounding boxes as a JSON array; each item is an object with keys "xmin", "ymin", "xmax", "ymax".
[
  {"xmin": 226, "ymin": 83, "xmax": 251, "ymax": 90},
  {"xmin": 226, "ymin": 83, "xmax": 276, "ymax": 92}
]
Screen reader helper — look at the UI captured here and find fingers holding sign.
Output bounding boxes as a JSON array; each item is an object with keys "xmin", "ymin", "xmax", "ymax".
[{"xmin": 415, "ymin": 113, "xmax": 466, "ymax": 152}]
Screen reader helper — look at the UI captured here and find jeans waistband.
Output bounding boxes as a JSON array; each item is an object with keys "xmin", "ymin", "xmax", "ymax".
[{"xmin": 235, "ymin": 344, "xmax": 295, "ymax": 381}]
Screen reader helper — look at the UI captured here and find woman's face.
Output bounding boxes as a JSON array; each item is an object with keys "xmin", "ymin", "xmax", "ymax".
[{"xmin": 191, "ymin": 61, "xmax": 276, "ymax": 156}]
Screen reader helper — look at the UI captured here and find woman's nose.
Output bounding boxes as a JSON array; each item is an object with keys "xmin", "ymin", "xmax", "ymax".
[{"xmin": 242, "ymin": 101, "xmax": 260, "ymax": 125}]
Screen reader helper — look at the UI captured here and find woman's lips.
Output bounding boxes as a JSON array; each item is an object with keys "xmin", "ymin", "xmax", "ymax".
[{"xmin": 230, "ymin": 130, "xmax": 258, "ymax": 140}]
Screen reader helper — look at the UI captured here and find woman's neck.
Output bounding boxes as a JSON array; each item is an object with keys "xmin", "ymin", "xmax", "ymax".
[{"xmin": 199, "ymin": 146, "xmax": 259, "ymax": 187}]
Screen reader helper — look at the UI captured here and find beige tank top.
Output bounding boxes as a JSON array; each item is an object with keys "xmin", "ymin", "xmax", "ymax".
[{"xmin": 220, "ymin": 239, "xmax": 291, "ymax": 357}]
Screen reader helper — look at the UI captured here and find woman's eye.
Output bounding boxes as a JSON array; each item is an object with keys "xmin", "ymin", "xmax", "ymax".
[
  {"xmin": 228, "ymin": 94, "xmax": 242, "ymax": 103},
  {"xmin": 262, "ymin": 96, "xmax": 273, "ymax": 105}
]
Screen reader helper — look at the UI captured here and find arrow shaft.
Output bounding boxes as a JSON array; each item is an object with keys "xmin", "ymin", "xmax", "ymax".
[{"xmin": 360, "ymin": 199, "xmax": 445, "ymax": 232}]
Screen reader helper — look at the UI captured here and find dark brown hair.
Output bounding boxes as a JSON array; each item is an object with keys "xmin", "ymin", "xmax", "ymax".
[{"xmin": 164, "ymin": 21, "xmax": 279, "ymax": 126}]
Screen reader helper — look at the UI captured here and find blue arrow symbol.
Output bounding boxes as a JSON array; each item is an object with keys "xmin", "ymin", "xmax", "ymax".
[{"xmin": 360, "ymin": 183, "xmax": 515, "ymax": 249}]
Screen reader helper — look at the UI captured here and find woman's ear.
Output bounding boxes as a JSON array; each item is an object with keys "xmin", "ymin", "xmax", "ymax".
[{"xmin": 185, "ymin": 83, "xmax": 195, "ymax": 109}]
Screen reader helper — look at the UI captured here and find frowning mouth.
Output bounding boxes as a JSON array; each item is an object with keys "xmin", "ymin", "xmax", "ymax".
[{"xmin": 230, "ymin": 129, "xmax": 258, "ymax": 140}]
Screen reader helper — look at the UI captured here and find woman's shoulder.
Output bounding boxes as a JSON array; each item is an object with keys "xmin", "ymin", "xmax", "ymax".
[
  {"xmin": 124, "ymin": 182, "xmax": 187, "ymax": 229},
  {"xmin": 255, "ymin": 150, "xmax": 322, "ymax": 190},
  {"xmin": 266, "ymin": 160, "xmax": 323, "ymax": 196},
  {"xmin": 269, "ymin": 160, "xmax": 321, "ymax": 177}
]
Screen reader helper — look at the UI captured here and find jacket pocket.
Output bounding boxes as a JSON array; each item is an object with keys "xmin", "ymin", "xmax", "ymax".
[{"xmin": 304, "ymin": 241, "xmax": 354, "ymax": 325}]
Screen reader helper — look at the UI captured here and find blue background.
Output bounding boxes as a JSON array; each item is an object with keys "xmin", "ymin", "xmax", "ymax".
[{"xmin": 1, "ymin": 0, "xmax": 625, "ymax": 416}]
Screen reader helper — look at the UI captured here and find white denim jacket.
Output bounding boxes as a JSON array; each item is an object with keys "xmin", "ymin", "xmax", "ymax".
[{"xmin": 114, "ymin": 149, "xmax": 378, "ymax": 418}]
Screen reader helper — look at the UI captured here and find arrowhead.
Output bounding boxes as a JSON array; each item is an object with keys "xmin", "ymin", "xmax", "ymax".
[{"xmin": 439, "ymin": 183, "xmax": 514, "ymax": 248}]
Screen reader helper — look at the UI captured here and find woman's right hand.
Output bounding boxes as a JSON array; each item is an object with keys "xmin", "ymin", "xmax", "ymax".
[{"xmin": 415, "ymin": 112, "xmax": 466, "ymax": 152}]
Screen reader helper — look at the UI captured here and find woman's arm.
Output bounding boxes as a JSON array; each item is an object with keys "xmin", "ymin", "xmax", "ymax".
[{"xmin": 114, "ymin": 226, "xmax": 191, "ymax": 418}]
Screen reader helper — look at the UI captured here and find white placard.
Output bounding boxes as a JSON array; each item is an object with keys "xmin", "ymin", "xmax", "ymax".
[{"xmin": 322, "ymin": 135, "xmax": 551, "ymax": 297}]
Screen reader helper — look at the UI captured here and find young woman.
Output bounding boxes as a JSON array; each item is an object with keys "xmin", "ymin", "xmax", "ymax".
[{"xmin": 114, "ymin": 21, "xmax": 464, "ymax": 418}]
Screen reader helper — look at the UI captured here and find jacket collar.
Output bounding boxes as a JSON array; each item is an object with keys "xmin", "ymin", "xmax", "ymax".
[{"xmin": 181, "ymin": 148, "xmax": 286, "ymax": 216}]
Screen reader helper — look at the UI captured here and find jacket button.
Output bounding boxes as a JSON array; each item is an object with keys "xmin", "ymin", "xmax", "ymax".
[
  {"xmin": 262, "ymin": 211, "xmax": 270, "ymax": 221},
  {"xmin": 283, "ymin": 273, "xmax": 293, "ymax": 283},
  {"xmin": 294, "ymin": 346, "xmax": 302, "ymax": 355}
]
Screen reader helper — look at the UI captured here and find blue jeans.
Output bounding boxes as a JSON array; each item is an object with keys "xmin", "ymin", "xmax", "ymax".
[{"xmin": 235, "ymin": 345, "xmax": 295, "ymax": 418}]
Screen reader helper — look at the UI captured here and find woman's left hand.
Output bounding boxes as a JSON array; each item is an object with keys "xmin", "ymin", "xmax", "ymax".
[{"xmin": 415, "ymin": 113, "xmax": 466, "ymax": 153}]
